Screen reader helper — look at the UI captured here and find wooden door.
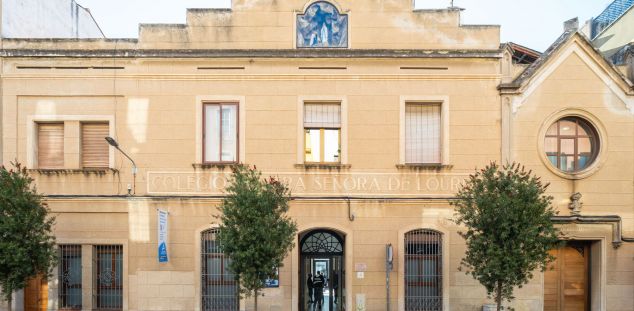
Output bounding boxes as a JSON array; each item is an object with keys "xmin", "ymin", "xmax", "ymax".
[
  {"xmin": 24, "ymin": 274, "xmax": 48, "ymax": 311},
  {"xmin": 544, "ymin": 242, "xmax": 590, "ymax": 311}
]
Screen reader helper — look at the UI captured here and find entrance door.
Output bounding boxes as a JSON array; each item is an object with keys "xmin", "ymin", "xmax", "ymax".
[
  {"xmin": 24, "ymin": 274, "xmax": 48, "ymax": 311},
  {"xmin": 300, "ymin": 230, "xmax": 345, "ymax": 311},
  {"xmin": 544, "ymin": 242, "xmax": 590, "ymax": 311}
]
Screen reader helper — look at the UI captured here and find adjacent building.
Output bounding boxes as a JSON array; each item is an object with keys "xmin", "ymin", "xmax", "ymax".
[
  {"xmin": 1, "ymin": 0, "xmax": 104, "ymax": 39},
  {"xmin": 0, "ymin": 0, "xmax": 633, "ymax": 310}
]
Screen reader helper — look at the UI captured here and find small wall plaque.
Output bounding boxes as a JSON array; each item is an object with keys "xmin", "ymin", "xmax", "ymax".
[{"xmin": 355, "ymin": 263, "xmax": 367, "ymax": 271}]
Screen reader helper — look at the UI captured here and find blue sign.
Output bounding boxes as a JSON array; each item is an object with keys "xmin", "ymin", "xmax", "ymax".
[
  {"xmin": 158, "ymin": 210, "xmax": 169, "ymax": 263},
  {"xmin": 297, "ymin": 1, "xmax": 348, "ymax": 48},
  {"xmin": 264, "ymin": 268, "xmax": 279, "ymax": 288}
]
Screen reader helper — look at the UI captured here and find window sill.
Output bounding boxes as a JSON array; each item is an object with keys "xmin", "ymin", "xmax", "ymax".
[
  {"xmin": 395, "ymin": 164, "xmax": 453, "ymax": 171},
  {"xmin": 30, "ymin": 168, "xmax": 118, "ymax": 176},
  {"xmin": 295, "ymin": 163, "xmax": 351, "ymax": 170},
  {"xmin": 192, "ymin": 163, "xmax": 238, "ymax": 170}
]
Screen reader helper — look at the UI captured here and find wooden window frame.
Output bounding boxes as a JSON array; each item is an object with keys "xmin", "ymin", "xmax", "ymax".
[
  {"xmin": 404, "ymin": 102, "xmax": 442, "ymax": 165},
  {"xmin": 545, "ymin": 117, "xmax": 600, "ymax": 173},
  {"xmin": 304, "ymin": 127, "xmax": 341, "ymax": 164},
  {"xmin": 202, "ymin": 102, "xmax": 240, "ymax": 164}
]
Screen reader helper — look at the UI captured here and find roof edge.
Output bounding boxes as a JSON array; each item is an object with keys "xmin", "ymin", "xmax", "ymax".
[{"xmin": 0, "ymin": 48, "xmax": 504, "ymax": 59}]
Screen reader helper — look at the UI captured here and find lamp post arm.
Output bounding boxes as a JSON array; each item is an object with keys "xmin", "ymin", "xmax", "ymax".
[{"xmin": 115, "ymin": 146, "xmax": 137, "ymax": 174}]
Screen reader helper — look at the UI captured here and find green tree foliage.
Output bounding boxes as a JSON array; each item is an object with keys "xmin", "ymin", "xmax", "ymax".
[
  {"xmin": 452, "ymin": 163, "xmax": 561, "ymax": 311},
  {"xmin": 0, "ymin": 162, "xmax": 57, "ymax": 310},
  {"xmin": 217, "ymin": 165, "xmax": 297, "ymax": 311}
]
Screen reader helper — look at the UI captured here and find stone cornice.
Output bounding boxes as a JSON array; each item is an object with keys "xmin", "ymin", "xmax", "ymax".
[{"xmin": 0, "ymin": 48, "xmax": 503, "ymax": 59}]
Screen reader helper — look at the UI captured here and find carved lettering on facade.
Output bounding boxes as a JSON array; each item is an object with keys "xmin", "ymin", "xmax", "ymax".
[{"xmin": 147, "ymin": 172, "xmax": 468, "ymax": 196}]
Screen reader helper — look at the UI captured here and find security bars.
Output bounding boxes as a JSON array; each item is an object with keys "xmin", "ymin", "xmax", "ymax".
[
  {"xmin": 59, "ymin": 245, "xmax": 82, "ymax": 310},
  {"xmin": 405, "ymin": 229, "xmax": 443, "ymax": 311},
  {"xmin": 201, "ymin": 229, "xmax": 239, "ymax": 311},
  {"xmin": 93, "ymin": 245, "xmax": 123, "ymax": 310}
]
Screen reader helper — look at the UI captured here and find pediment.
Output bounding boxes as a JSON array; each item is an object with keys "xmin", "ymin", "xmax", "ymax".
[{"xmin": 501, "ymin": 32, "xmax": 634, "ymax": 113}]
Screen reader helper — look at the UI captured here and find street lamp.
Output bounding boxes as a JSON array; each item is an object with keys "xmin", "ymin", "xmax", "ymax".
[{"xmin": 105, "ymin": 136, "xmax": 137, "ymax": 195}]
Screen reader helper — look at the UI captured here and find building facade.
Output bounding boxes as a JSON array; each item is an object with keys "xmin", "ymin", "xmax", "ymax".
[
  {"xmin": 0, "ymin": 0, "xmax": 633, "ymax": 310},
  {"xmin": 1, "ymin": 0, "xmax": 104, "ymax": 39}
]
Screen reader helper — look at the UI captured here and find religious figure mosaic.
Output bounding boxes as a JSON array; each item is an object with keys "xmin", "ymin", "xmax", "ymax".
[{"xmin": 296, "ymin": 1, "xmax": 348, "ymax": 48}]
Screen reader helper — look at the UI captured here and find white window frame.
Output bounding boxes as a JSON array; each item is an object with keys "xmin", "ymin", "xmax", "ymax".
[
  {"xmin": 297, "ymin": 96, "xmax": 348, "ymax": 165},
  {"xmin": 26, "ymin": 115, "xmax": 115, "ymax": 169},
  {"xmin": 399, "ymin": 96, "xmax": 450, "ymax": 165}
]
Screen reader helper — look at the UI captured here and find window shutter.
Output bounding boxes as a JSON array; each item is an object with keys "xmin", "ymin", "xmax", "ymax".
[
  {"xmin": 38, "ymin": 123, "xmax": 64, "ymax": 169},
  {"xmin": 405, "ymin": 104, "xmax": 441, "ymax": 164},
  {"xmin": 304, "ymin": 103, "xmax": 341, "ymax": 128},
  {"xmin": 82, "ymin": 123, "xmax": 109, "ymax": 168}
]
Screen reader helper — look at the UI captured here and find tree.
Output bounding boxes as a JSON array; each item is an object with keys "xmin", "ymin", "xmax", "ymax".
[
  {"xmin": 452, "ymin": 162, "xmax": 560, "ymax": 311},
  {"xmin": 0, "ymin": 162, "xmax": 57, "ymax": 311},
  {"xmin": 217, "ymin": 165, "xmax": 298, "ymax": 311}
]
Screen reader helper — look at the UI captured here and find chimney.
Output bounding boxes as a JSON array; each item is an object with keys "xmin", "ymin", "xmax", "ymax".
[{"xmin": 564, "ymin": 17, "xmax": 579, "ymax": 32}]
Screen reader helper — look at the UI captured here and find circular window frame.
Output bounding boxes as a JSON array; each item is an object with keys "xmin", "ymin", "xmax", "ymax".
[{"xmin": 537, "ymin": 109, "xmax": 607, "ymax": 180}]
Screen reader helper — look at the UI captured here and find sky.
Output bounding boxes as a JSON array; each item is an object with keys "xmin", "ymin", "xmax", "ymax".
[{"xmin": 76, "ymin": 0, "xmax": 614, "ymax": 52}]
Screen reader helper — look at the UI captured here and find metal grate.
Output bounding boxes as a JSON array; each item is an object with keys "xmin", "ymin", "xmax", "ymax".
[
  {"xmin": 93, "ymin": 245, "xmax": 123, "ymax": 310},
  {"xmin": 405, "ymin": 229, "xmax": 443, "ymax": 311},
  {"xmin": 300, "ymin": 230, "xmax": 344, "ymax": 255},
  {"xmin": 201, "ymin": 229, "xmax": 239, "ymax": 311},
  {"xmin": 59, "ymin": 245, "xmax": 82, "ymax": 310}
]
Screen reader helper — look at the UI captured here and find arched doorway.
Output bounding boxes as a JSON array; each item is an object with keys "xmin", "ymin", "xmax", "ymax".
[{"xmin": 300, "ymin": 229, "xmax": 345, "ymax": 311}]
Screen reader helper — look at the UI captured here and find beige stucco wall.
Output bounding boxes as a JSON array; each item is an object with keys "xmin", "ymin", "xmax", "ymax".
[{"xmin": 0, "ymin": 1, "xmax": 633, "ymax": 311}]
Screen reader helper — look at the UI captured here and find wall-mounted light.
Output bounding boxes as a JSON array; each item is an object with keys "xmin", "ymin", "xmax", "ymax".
[{"xmin": 105, "ymin": 136, "xmax": 137, "ymax": 195}]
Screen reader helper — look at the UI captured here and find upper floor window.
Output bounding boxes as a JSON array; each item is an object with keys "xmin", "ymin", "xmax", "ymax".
[
  {"xmin": 204, "ymin": 103, "xmax": 238, "ymax": 163},
  {"xmin": 297, "ymin": 1, "xmax": 348, "ymax": 48},
  {"xmin": 37, "ymin": 123, "xmax": 64, "ymax": 169},
  {"xmin": 81, "ymin": 122, "xmax": 110, "ymax": 169},
  {"xmin": 545, "ymin": 117, "xmax": 599, "ymax": 173},
  {"xmin": 405, "ymin": 103, "xmax": 441, "ymax": 164},
  {"xmin": 304, "ymin": 103, "xmax": 341, "ymax": 163}
]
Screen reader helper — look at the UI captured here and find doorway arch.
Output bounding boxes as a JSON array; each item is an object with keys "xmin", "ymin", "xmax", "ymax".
[{"xmin": 299, "ymin": 229, "xmax": 346, "ymax": 311}]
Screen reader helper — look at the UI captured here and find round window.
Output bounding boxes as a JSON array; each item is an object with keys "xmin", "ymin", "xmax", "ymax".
[{"xmin": 544, "ymin": 117, "xmax": 600, "ymax": 173}]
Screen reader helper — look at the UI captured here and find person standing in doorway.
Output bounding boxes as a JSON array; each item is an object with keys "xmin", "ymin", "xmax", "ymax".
[
  {"xmin": 313, "ymin": 271, "xmax": 325, "ymax": 308},
  {"xmin": 307, "ymin": 273, "xmax": 314, "ymax": 303}
]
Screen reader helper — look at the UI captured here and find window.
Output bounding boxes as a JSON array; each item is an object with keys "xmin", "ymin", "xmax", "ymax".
[
  {"xmin": 201, "ymin": 229, "xmax": 239, "ymax": 311},
  {"xmin": 545, "ymin": 117, "xmax": 600, "ymax": 173},
  {"xmin": 59, "ymin": 245, "xmax": 82, "ymax": 310},
  {"xmin": 93, "ymin": 245, "xmax": 123, "ymax": 310},
  {"xmin": 405, "ymin": 229, "xmax": 443, "ymax": 311},
  {"xmin": 304, "ymin": 103, "xmax": 341, "ymax": 163},
  {"xmin": 204, "ymin": 103, "xmax": 238, "ymax": 163},
  {"xmin": 38, "ymin": 123, "xmax": 64, "ymax": 169},
  {"xmin": 81, "ymin": 122, "xmax": 109, "ymax": 168},
  {"xmin": 405, "ymin": 103, "xmax": 441, "ymax": 164}
]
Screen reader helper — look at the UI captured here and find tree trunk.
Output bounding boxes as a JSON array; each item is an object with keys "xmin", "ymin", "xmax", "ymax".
[
  {"xmin": 496, "ymin": 280, "xmax": 503, "ymax": 311},
  {"xmin": 8, "ymin": 295, "xmax": 12, "ymax": 311},
  {"xmin": 254, "ymin": 289, "xmax": 258, "ymax": 311}
]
